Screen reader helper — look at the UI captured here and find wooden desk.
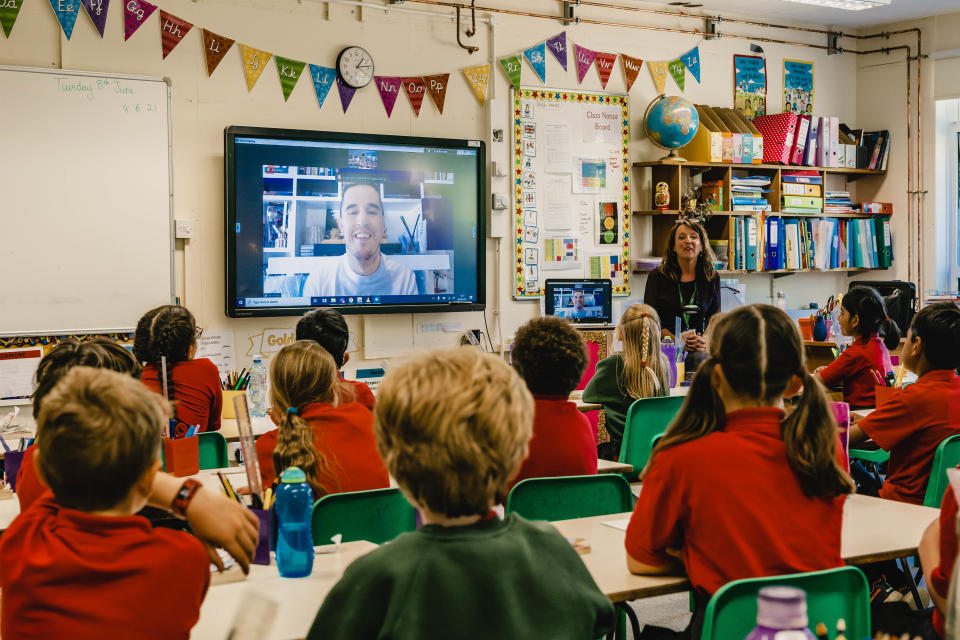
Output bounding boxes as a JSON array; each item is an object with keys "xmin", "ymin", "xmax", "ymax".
[
  {"xmin": 192, "ymin": 541, "xmax": 377, "ymax": 640},
  {"xmin": 597, "ymin": 459, "xmax": 634, "ymax": 475},
  {"xmin": 570, "ymin": 386, "xmax": 688, "ymax": 413},
  {"xmin": 551, "ymin": 494, "xmax": 939, "ymax": 602},
  {"xmin": 0, "ymin": 497, "xmax": 20, "ymax": 532}
]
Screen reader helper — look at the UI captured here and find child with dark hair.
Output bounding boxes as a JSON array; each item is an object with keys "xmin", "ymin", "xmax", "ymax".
[
  {"xmin": 296, "ymin": 308, "xmax": 373, "ymax": 410},
  {"xmin": 136, "ymin": 305, "xmax": 222, "ymax": 434},
  {"xmin": 509, "ymin": 317, "xmax": 597, "ymax": 489},
  {"xmin": 815, "ymin": 287, "xmax": 900, "ymax": 408},
  {"xmin": 626, "ymin": 305, "xmax": 853, "ymax": 638},
  {"xmin": 851, "ymin": 301, "xmax": 960, "ymax": 504}
]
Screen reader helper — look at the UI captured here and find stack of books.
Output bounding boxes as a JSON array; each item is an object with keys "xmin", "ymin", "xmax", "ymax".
[
  {"xmin": 731, "ymin": 175, "xmax": 772, "ymax": 212},
  {"xmin": 781, "ymin": 170, "xmax": 823, "ymax": 214},
  {"xmin": 825, "ymin": 191, "xmax": 853, "ymax": 214}
]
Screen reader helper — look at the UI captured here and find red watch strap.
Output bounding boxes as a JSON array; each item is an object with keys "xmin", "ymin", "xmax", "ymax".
[{"xmin": 172, "ymin": 478, "xmax": 201, "ymax": 518}]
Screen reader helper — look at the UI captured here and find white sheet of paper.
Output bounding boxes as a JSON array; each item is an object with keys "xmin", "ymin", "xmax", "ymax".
[
  {"xmin": 543, "ymin": 122, "xmax": 572, "ymax": 174},
  {"xmin": 602, "ymin": 519, "xmax": 630, "ymax": 531},
  {"xmin": 544, "ymin": 176, "xmax": 573, "ymax": 231},
  {"xmin": 582, "ymin": 103, "xmax": 621, "ymax": 144},
  {"xmin": 195, "ymin": 329, "xmax": 236, "ymax": 377},
  {"xmin": 577, "ymin": 199, "xmax": 594, "ymax": 237},
  {"xmin": 0, "ymin": 347, "xmax": 43, "ymax": 401}
]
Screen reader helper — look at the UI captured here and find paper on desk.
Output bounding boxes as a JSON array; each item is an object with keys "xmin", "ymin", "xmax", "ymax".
[
  {"xmin": 226, "ymin": 591, "xmax": 278, "ymax": 640},
  {"xmin": 601, "ymin": 519, "xmax": 629, "ymax": 532},
  {"xmin": 195, "ymin": 329, "xmax": 236, "ymax": 377},
  {"xmin": 0, "ymin": 347, "xmax": 42, "ymax": 403}
]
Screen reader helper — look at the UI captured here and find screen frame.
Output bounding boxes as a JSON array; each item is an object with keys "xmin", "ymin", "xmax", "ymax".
[
  {"xmin": 543, "ymin": 278, "xmax": 613, "ymax": 324},
  {"xmin": 224, "ymin": 125, "xmax": 486, "ymax": 318}
]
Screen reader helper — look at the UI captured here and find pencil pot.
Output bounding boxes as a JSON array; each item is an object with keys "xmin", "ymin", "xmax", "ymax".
[
  {"xmin": 162, "ymin": 436, "xmax": 200, "ymax": 477},
  {"xmin": 4, "ymin": 450, "xmax": 24, "ymax": 492},
  {"xmin": 812, "ymin": 315, "xmax": 829, "ymax": 342},
  {"xmin": 221, "ymin": 390, "xmax": 246, "ymax": 419},
  {"xmin": 660, "ymin": 341, "xmax": 677, "ymax": 387},
  {"xmin": 249, "ymin": 508, "xmax": 273, "ymax": 565}
]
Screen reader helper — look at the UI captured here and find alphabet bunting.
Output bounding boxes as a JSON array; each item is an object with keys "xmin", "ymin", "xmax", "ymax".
[
  {"xmin": 308, "ymin": 64, "xmax": 336, "ymax": 110},
  {"xmin": 647, "ymin": 60, "xmax": 668, "ymax": 94},
  {"xmin": 523, "ymin": 42, "xmax": 546, "ymax": 83},
  {"xmin": 375, "ymin": 76, "xmax": 402, "ymax": 117},
  {"xmin": 499, "ymin": 54, "xmax": 522, "ymax": 90},
  {"xmin": 48, "ymin": 0, "xmax": 81, "ymax": 40},
  {"xmin": 621, "ymin": 54, "xmax": 643, "ymax": 91},
  {"xmin": 574, "ymin": 44, "xmax": 597, "ymax": 84},
  {"xmin": 0, "ymin": 0, "xmax": 23, "ymax": 38},
  {"xmin": 123, "ymin": 0, "xmax": 156, "ymax": 41},
  {"xmin": 158, "ymin": 9, "xmax": 191, "ymax": 58},
  {"xmin": 681, "ymin": 46, "xmax": 701, "ymax": 84},
  {"xmin": 423, "ymin": 73, "xmax": 449, "ymax": 114},
  {"xmin": 240, "ymin": 44, "xmax": 271, "ymax": 90},
  {"xmin": 201, "ymin": 28, "xmax": 234, "ymax": 76},
  {"xmin": 81, "ymin": 0, "xmax": 109, "ymax": 38},
  {"xmin": 336, "ymin": 77, "xmax": 357, "ymax": 113},
  {"xmin": 275, "ymin": 55, "xmax": 305, "ymax": 101},
  {"xmin": 403, "ymin": 76, "xmax": 426, "ymax": 116},
  {"xmin": 461, "ymin": 64, "xmax": 489, "ymax": 105},
  {"xmin": 545, "ymin": 32, "xmax": 567, "ymax": 71},
  {"xmin": 668, "ymin": 58, "xmax": 685, "ymax": 91},
  {"xmin": 594, "ymin": 51, "xmax": 617, "ymax": 89}
]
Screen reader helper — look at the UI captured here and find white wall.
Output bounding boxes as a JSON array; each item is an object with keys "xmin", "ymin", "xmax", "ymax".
[{"xmin": 2, "ymin": 0, "xmax": 886, "ymax": 373}]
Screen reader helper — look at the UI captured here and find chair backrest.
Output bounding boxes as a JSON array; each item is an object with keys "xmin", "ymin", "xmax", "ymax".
[
  {"xmin": 198, "ymin": 432, "xmax": 229, "ymax": 470},
  {"xmin": 311, "ymin": 487, "xmax": 416, "ymax": 545},
  {"xmin": 621, "ymin": 395, "xmax": 685, "ymax": 467},
  {"xmin": 923, "ymin": 434, "xmax": 960, "ymax": 507},
  {"xmin": 701, "ymin": 566, "xmax": 870, "ymax": 640},
  {"xmin": 505, "ymin": 474, "xmax": 633, "ymax": 521}
]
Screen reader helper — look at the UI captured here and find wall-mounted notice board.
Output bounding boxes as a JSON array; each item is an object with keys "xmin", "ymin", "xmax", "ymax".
[
  {"xmin": 0, "ymin": 66, "xmax": 174, "ymax": 336},
  {"xmin": 512, "ymin": 87, "xmax": 630, "ymax": 299}
]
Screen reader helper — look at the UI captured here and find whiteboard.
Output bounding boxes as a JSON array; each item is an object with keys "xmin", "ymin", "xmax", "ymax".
[
  {"xmin": 0, "ymin": 66, "xmax": 174, "ymax": 336},
  {"xmin": 511, "ymin": 87, "xmax": 631, "ymax": 299}
]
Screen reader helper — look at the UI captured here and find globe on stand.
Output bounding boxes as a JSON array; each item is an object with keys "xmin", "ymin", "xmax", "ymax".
[{"xmin": 642, "ymin": 94, "xmax": 700, "ymax": 162}]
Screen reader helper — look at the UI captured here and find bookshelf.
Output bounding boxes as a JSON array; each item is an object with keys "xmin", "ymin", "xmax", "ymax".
[{"xmin": 632, "ymin": 160, "xmax": 890, "ymax": 276}]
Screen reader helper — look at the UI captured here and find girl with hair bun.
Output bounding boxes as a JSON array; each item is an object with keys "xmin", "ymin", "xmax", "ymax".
[{"xmin": 136, "ymin": 305, "xmax": 222, "ymax": 434}]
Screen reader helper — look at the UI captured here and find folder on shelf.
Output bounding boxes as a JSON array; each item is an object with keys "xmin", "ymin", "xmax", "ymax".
[
  {"xmin": 783, "ymin": 183, "xmax": 821, "ymax": 197},
  {"xmin": 878, "ymin": 217, "xmax": 893, "ymax": 267},
  {"xmin": 790, "ymin": 115, "xmax": 810, "ymax": 165},
  {"xmin": 699, "ymin": 105, "xmax": 734, "ymax": 163},
  {"xmin": 830, "ymin": 116, "xmax": 841, "ymax": 168},
  {"xmin": 746, "ymin": 216, "xmax": 759, "ymax": 271},
  {"xmin": 690, "ymin": 105, "xmax": 724, "ymax": 163},
  {"xmin": 803, "ymin": 117, "xmax": 819, "ymax": 166},
  {"xmin": 753, "ymin": 113, "xmax": 799, "ymax": 164},
  {"xmin": 716, "ymin": 108, "xmax": 752, "ymax": 164},
  {"xmin": 733, "ymin": 110, "xmax": 765, "ymax": 164},
  {"xmin": 782, "ymin": 196, "xmax": 823, "ymax": 210}
]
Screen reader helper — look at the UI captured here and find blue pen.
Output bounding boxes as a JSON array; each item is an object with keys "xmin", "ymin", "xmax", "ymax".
[
  {"xmin": 168, "ymin": 419, "xmax": 177, "ymax": 439},
  {"xmin": 0, "ymin": 434, "xmax": 9, "ymax": 453}
]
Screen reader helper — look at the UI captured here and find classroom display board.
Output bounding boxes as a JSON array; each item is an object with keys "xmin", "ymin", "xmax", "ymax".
[
  {"xmin": 0, "ymin": 66, "xmax": 173, "ymax": 336},
  {"xmin": 512, "ymin": 87, "xmax": 630, "ymax": 298}
]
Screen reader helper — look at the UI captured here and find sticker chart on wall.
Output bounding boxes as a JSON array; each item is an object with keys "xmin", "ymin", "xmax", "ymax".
[{"xmin": 512, "ymin": 88, "xmax": 630, "ymax": 299}]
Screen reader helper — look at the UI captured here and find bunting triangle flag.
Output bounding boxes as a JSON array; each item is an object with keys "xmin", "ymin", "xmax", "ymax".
[
  {"xmin": 201, "ymin": 29, "xmax": 235, "ymax": 76},
  {"xmin": 48, "ymin": 0, "xmax": 81, "ymax": 39},
  {"xmin": 461, "ymin": 64, "xmax": 489, "ymax": 105},
  {"xmin": 0, "ymin": 0, "xmax": 24, "ymax": 38},
  {"xmin": 402, "ymin": 77, "xmax": 426, "ymax": 117},
  {"xmin": 647, "ymin": 60, "xmax": 668, "ymax": 94},
  {"xmin": 574, "ymin": 44, "xmax": 597, "ymax": 84},
  {"xmin": 499, "ymin": 55, "xmax": 522, "ymax": 90},
  {"xmin": 423, "ymin": 73, "xmax": 450, "ymax": 114},
  {"xmin": 375, "ymin": 76, "xmax": 403, "ymax": 117},
  {"xmin": 275, "ymin": 56, "xmax": 306, "ymax": 101},
  {"xmin": 621, "ymin": 54, "xmax": 643, "ymax": 91},
  {"xmin": 123, "ymin": 0, "xmax": 156, "ymax": 41},
  {"xmin": 594, "ymin": 52, "xmax": 617, "ymax": 89},
  {"xmin": 81, "ymin": 0, "xmax": 109, "ymax": 38},
  {"xmin": 239, "ymin": 45, "xmax": 271, "ymax": 91},
  {"xmin": 545, "ymin": 32, "xmax": 567, "ymax": 71},
  {"xmin": 681, "ymin": 46, "xmax": 701, "ymax": 84},
  {"xmin": 668, "ymin": 58, "xmax": 686, "ymax": 92},
  {"xmin": 523, "ymin": 43, "xmax": 547, "ymax": 83},
  {"xmin": 308, "ymin": 64, "xmax": 336, "ymax": 110},
  {"xmin": 159, "ymin": 10, "xmax": 191, "ymax": 59},
  {"xmin": 336, "ymin": 77, "xmax": 357, "ymax": 113}
]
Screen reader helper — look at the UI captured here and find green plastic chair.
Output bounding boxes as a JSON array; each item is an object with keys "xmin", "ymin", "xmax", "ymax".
[
  {"xmin": 620, "ymin": 395, "xmax": 685, "ymax": 476},
  {"xmin": 311, "ymin": 487, "xmax": 416, "ymax": 545},
  {"xmin": 701, "ymin": 567, "xmax": 870, "ymax": 640},
  {"xmin": 922, "ymin": 434, "xmax": 960, "ymax": 507},
  {"xmin": 505, "ymin": 474, "xmax": 633, "ymax": 521},
  {"xmin": 198, "ymin": 432, "xmax": 229, "ymax": 470}
]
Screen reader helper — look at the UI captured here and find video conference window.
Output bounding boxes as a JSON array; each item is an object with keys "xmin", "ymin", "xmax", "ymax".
[{"xmin": 552, "ymin": 287, "xmax": 604, "ymax": 320}]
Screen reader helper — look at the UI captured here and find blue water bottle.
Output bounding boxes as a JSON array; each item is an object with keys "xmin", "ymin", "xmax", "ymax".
[{"xmin": 275, "ymin": 466, "xmax": 314, "ymax": 578}]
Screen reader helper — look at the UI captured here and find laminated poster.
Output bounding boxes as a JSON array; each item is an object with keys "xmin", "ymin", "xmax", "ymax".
[
  {"xmin": 783, "ymin": 59, "xmax": 814, "ymax": 116},
  {"xmin": 734, "ymin": 54, "xmax": 766, "ymax": 117}
]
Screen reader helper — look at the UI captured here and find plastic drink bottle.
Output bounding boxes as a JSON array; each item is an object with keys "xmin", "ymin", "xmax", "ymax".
[
  {"xmin": 744, "ymin": 586, "xmax": 817, "ymax": 640},
  {"xmin": 275, "ymin": 466, "xmax": 314, "ymax": 578}
]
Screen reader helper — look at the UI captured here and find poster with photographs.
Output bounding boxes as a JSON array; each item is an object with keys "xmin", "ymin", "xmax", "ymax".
[
  {"xmin": 783, "ymin": 59, "xmax": 814, "ymax": 116},
  {"xmin": 733, "ymin": 54, "xmax": 766, "ymax": 117}
]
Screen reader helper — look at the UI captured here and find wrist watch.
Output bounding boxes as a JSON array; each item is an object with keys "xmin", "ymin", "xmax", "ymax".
[{"xmin": 171, "ymin": 478, "xmax": 201, "ymax": 518}]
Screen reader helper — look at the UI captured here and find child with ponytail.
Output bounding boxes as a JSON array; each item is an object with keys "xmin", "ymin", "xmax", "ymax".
[
  {"xmin": 582, "ymin": 303, "xmax": 671, "ymax": 460},
  {"xmin": 254, "ymin": 341, "xmax": 388, "ymax": 497},
  {"xmin": 136, "ymin": 305, "xmax": 222, "ymax": 434},
  {"xmin": 815, "ymin": 286, "xmax": 900, "ymax": 408},
  {"xmin": 625, "ymin": 304, "xmax": 853, "ymax": 639}
]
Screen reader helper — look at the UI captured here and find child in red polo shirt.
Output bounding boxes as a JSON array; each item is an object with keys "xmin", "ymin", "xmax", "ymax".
[
  {"xmin": 509, "ymin": 317, "xmax": 597, "ymax": 489},
  {"xmin": 851, "ymin": 301, "xmax": 960, "ymax": 504},
  {"xmin": 296, "ymin": 308, "xmax": 375, "ymax": 410},
  {"xmin": 920, "ymin": 483, "xmax": 958, "ymax": 639},
  {"xmin": 1, "ymin": 368, "xmax": 210, "ymax": 639},
  {"xmin": 255, "ymin": 340, "xmax": 388, "ymax": 496},
  {"xmin": 815, "ymin": 287, "xmax": 900, "ymax": 408},
  {"xmin": 626, "ymin": 304, "xmax": 854, "ymax": 639},
  {"xmin": 135, "ymin": 305, "xmax": 222, "ymax": 434}
]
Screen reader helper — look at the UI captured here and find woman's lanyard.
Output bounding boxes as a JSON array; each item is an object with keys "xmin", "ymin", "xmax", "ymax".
[{"xmin": 678, "ymin": 282, "xmax": 698, "ymax": 331}]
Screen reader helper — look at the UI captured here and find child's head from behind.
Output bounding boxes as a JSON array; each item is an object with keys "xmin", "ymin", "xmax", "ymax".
[
  {"xmin": 296, "ymin": 308, "xmax": 350, "ymax": 369},
  {"xmin": 33, "ymin": 338, "xmax": 141, "ymax": 419},
  {"xmin": 652, "ymin": 304, "xmax": 853, "ymax": 499},
  {"xmin": 905, "ymin": 302, "xmax": 960, "ymax": 372},
  {"xmin": 511, "ymin": 317, "xmax": 587, "ymax": 396},
  {"xmin": 35, "ymin": 367, "xmax": 164, "ymax": 513},
  {"xmin": 133, "ymin": 305, "xmax": 198, "ymax": 366},
  {"xmin": 839, "ymin": 287, "xmax": 901, "ymax": 350},
  {"xmin": 374, "ymin": 348, "xmax": 534, "ymax": 518},
  {"xmin": 617, "ymin": 304, "xmax": 670, "ymax": 399},
  {"xmin": 270, "ymin": 341, "xmax": 339, "ymax": 495}
]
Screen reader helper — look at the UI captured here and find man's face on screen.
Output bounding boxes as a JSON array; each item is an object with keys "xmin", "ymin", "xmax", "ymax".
[
  {"xmin": 339, "ymin": 184, "xmax": 386, "ymax": 264},
  {"xmin": 572, "ymin": 291, "xmax": 585, "ymax": 310}
]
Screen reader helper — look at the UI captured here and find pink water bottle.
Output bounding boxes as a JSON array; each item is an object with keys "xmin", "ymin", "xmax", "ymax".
[{"xmin": 744, "ymin": 587, "xmax": 817, "ymax": 640}]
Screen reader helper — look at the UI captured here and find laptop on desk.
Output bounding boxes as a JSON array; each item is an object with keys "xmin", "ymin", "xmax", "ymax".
[{"xmin": 544, "ymin": 279, "xmax": 614, "ymax": 330}]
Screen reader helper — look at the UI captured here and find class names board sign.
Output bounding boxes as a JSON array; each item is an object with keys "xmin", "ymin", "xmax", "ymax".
[{"xmin": 513, "ymin": 87, "xmax": 630, "ymax": 298}]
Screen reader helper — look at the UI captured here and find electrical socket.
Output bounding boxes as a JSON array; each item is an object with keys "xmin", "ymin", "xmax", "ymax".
[{"xmin": 175, "ymin": 219, "xmax": 194, "ymax": 239}]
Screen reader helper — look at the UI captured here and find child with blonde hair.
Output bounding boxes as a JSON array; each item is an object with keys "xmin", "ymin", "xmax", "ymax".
[
  {"xmin": 307, "ymin": 347, "xmax": 614, "ymax": 639},
  {"xmin": 583, "ymin": 303, "xmax": 671, "ymax": 460},
  {"xmin": 255, "ymin": 340, "xmax": 387, "ymax": 497}
]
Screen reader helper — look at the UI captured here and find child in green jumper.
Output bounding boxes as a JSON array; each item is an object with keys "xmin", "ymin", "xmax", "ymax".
[{"xmin": 307, "ymin": 347, "xmax": 614, "ymax": 640}]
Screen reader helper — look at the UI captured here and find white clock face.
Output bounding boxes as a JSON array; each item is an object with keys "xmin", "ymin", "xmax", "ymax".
[{"xmin": 337, "ymin": 46, "xmax": 374, "ymax": 89}]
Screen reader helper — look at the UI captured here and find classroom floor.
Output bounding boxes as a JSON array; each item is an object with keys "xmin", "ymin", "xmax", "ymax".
[{"xmin": 630, "ymin": 592, "xmax": 692, "ymax": 632}]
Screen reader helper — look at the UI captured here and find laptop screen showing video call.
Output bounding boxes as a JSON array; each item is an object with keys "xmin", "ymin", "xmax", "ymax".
[{"xmin": 544, "ymin": 279, "xmax": 612, "ymax": 324}]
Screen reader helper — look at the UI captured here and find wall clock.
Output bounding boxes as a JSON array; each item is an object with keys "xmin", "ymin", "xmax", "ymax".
[{"xmin": 336, "ymin": 46, "xmax": 374, "ymax": 89}]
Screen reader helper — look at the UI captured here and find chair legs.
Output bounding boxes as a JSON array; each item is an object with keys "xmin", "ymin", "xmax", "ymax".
[{"xmin": 605, "ymin": 602, "xmax": 642, "ymax": 640}]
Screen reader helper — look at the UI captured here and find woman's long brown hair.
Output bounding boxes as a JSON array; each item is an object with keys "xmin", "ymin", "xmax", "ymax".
[
  {"xmin": 656, "ymin": 219, "xmax": 718, "ymax": 283},
  {"xmin": 644, "ymin": 304, "xmax": 854, "ymax": 499}
]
